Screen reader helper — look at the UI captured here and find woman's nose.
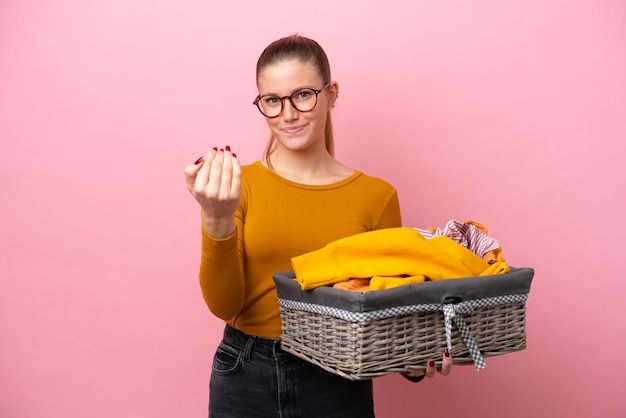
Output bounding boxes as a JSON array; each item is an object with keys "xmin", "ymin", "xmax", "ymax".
[{"xmin": 281, "ymin": 98, "xmax": 299, "ymax": 121}]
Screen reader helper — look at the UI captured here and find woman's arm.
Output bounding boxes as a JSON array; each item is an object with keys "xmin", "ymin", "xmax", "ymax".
[{"xmin": 185, "ymin": 148, "xmax": 245, "ymax": 320}]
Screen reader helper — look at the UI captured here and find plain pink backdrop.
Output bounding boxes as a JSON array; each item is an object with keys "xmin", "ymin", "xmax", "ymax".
[{"xmin": 1, "ymin": 0, "xmax": 624, "ymax": 417}]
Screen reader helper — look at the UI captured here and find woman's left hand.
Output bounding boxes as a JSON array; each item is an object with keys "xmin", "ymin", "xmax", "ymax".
[{"xmin": 403, "ymin": 348, "xmax": 453, "ymax": 381}]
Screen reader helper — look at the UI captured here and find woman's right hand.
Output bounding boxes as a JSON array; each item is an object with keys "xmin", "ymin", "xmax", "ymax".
[{"xmin": 184, "ymin": 147, "xmax": 242, "ymax": 238}]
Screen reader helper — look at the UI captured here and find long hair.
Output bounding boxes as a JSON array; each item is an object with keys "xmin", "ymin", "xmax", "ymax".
[{"xmin": 256, "ymin": 35, "xmax": 335, "ymax": 169}]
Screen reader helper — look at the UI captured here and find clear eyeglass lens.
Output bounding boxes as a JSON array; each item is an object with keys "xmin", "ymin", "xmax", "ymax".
[{"xmin": 259, "ymin": 88, "xmax": 318, "ymax": 117}]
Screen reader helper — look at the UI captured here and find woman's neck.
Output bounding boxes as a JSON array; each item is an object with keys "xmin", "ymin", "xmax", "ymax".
[{"xmin": 265, "ymin": 145, "xmax": 354, "ymax": 185}]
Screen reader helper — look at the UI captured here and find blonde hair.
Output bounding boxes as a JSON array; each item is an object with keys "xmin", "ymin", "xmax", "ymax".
[{"xmin": 256, "ymin": 34, "xmax": 335, "ymax": 169}]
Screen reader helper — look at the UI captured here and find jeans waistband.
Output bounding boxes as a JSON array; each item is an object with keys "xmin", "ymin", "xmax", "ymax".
[{"xmin": 222, "ymin": 325, "xmax": 285, "ymax": 358}]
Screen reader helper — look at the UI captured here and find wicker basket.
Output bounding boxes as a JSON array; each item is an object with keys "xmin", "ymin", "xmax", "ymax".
[{"xmin": 273, "ymin": 267, "xmax": 534, "ymax": 380}]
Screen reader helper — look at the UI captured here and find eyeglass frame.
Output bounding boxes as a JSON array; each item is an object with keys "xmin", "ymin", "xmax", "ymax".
[{"xmin": 252, "ymin": 83, "xmax": 331, "ymax": 118}]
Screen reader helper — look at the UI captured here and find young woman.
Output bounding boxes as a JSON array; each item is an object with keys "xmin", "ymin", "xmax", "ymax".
[{"xmin": 185, "ymin": 34, "xmax": 452, "ymax": 418}]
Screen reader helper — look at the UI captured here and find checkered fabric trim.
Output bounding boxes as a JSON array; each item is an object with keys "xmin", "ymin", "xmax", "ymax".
[
  {"xmin": 278, "ymin": 294, "xmax": 527, "ymax": 371},
  {"xmin": 443, "ymin": 303, "xmax": 485, "ymax": 370}
]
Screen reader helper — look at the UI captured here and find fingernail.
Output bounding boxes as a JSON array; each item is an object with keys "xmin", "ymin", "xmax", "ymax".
[
  {"xmin": 428, "ymin": 360, "xmax": 435, "ymax": 368},
  {"xmin": 194, "ymin": 157, "xmax": 203, "ymax": 165},
  {"xmin": 232, "ymin": 153, "xmax": 237, "ymax": 158},
  {"xmin": 212, "ymin": 147, "xmax": 218, "ymax": 151},
  {"xmin": 225, "ymin": 145, "xmax": 231, "ymax": 151},
  {"xmin": 219, "ymin": 148, "xmax": 224, "ymax": 152},
  {"xmin": 444, "ymin": 349, "xmax": 450, "ymax": 358}
]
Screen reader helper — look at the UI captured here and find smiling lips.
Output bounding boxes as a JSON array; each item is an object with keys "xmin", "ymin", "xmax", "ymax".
[{"xmin": 282, "ymin": 125, "xmax": 306, "ymax": 134}]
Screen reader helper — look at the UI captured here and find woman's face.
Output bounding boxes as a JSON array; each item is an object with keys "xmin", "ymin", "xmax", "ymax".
[{"xmin": 256, "ymin": 59, "xmax": 336, "ymax": 154}]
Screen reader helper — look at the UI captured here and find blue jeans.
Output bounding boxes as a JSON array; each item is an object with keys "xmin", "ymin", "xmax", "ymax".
[{"xmin": 209, "ymin": 325, "xmax": 375, "ymax": 418}]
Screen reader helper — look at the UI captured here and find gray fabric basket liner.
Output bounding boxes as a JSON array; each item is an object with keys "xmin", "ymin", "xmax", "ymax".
[{"xmin": 273, "ymin": 266, "xmax": 534, "ymax": 312}]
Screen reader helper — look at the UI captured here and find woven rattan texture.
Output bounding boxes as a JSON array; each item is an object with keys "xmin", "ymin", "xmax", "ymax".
[{"xmin": 279, "ymin": 301, "xmax": 526, "ymax": 380}]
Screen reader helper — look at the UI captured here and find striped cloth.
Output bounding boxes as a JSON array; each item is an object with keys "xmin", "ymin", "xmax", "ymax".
[{"xmin": 414, "ymin": 220, "xmax": 501, "ymax": 260}]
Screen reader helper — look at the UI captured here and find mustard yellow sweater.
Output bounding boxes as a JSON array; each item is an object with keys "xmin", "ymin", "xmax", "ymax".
[{"xmin": 199, "ymin": 162, "xmax": 402, "ymax": 338}]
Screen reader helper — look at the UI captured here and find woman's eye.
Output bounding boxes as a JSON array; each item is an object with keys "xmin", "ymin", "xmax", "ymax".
[
  {"xmin": 264, "ymin": 97, "xmax": 281, "ymax": 106},
  {"xmin": 294, "ymin": 90, "xmax": 312, "ymax": 100}
]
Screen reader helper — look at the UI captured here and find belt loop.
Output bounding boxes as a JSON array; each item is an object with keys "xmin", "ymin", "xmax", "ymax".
[{"xmin": 242, "ymin": 336, "xmax": 256, "ymax": 362}]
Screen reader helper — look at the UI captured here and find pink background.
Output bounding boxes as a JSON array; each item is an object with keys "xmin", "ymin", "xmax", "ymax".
[{"xmin": 1, "ymin": 0, "xmax": 624, "ymax": 417}]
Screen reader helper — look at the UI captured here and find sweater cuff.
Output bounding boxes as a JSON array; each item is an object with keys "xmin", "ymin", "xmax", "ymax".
[{"xmin": 201, "ymin": 226, "xmax": 237, "ymax": 243}]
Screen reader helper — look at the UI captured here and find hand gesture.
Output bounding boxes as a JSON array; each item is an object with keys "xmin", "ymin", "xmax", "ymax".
[{"xmin": 184, "ymin": 147, "xmax": 241, "ymax": 238}]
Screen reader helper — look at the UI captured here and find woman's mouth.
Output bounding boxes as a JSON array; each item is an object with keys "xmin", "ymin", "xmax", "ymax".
[{"xmin": 282, "ymin": 125, "xmax": 306, "ymax": 134}]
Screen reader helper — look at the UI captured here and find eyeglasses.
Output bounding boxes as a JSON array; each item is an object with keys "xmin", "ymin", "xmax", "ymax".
[{"xmin": 253, "ymin": 83, "xmax": 330, "ymax": 118}]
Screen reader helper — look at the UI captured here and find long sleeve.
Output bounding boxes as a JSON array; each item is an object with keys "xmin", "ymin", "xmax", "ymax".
[{"xmin": 199, "ymin": 227, "xmax": 245, "ymax": 321}]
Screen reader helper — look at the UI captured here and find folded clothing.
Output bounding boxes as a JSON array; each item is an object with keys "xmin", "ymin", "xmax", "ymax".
[{"xmin": 291, "ymin": 227, "xmax": 509, "ymax": 291}]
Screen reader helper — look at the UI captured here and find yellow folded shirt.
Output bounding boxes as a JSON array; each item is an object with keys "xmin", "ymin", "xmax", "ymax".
[{"xmin": 291, "ymin": 227, "xmax": 510, "ymax": 290}]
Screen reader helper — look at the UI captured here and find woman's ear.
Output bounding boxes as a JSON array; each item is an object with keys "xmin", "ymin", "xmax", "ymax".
[{"xmin": 328, "ymin": 81, "xmax": 339, "ymax": 108}]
